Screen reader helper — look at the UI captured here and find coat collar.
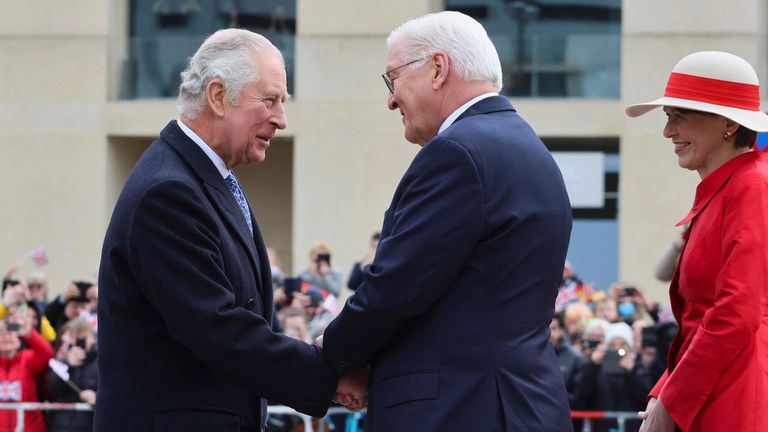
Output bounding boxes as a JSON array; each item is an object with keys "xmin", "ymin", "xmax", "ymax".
[
  {"xmin": 676, "ymin": 150, "xmax": 764, "ymax": 226},
  {"xmin": 453, "ymin": 95, "xmax": 517, "ymax": 124},
  {"xmin": 159, "ymin": 121, "xmax": 265, "ymax": 293}
]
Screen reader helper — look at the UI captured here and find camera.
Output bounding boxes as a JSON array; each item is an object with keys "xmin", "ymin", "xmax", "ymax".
[
  {"xmin": 315, "ymin": 253, "xmax": 331, "ymax": 266},
  {"xmin": 75, "ymin": 338, "xmax": 87, "ymax": 350},
  {"xmin": 73, "ymin": 281, "xmax": 93, "ymax": 299},
  {"xmin": 4, "ymin": 321, "xmax": 20, "ymax": 332},
  {"xmin": 582, "ymin": 339, "xmax": 601, "ymax": 349},
  {"xmin": 1, "ymin": 279, "xmax": 20, "ymax": 292}
]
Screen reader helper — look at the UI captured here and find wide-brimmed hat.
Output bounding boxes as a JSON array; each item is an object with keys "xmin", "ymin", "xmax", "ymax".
[{"xmin": 626, "ymin": 51, "xmax": 768, "ymax": 132}]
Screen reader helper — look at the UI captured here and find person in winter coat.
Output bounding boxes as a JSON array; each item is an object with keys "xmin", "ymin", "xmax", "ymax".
[
  {"xmin": 0, "ymin": 313, "xmax": 54, "ymax": 432},
  {"xmin": 47, "ymin": 319, "xmax": 97, "ymax": 432}
]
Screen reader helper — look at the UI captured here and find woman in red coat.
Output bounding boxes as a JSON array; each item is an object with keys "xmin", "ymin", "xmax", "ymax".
[
  {"xmin": 0, "ymin": 314, "xmax": 54, "ymax": 432},
  {"xmin": 626, "ymin": 51, "xmax": 768, "ymax": 431}
]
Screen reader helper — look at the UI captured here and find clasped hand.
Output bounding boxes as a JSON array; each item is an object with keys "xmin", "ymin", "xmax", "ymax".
[{"xmin": 316, "ymin": 335, "xmax": 369, "ymax": 411}]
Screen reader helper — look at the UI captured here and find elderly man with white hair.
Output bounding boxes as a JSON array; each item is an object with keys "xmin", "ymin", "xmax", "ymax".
[{"xmin": 322, "ymin": 11, "xmax": 573, "ymax": 431}]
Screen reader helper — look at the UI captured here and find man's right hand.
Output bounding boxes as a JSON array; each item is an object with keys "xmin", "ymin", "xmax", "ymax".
[{"xmin": 333, "ymin": 367, "xmax": 369, "ymax": 412}]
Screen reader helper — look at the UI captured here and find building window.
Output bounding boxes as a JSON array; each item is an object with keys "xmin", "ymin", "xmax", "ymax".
[
  {"xmin": 446, "ymin": 0, "xmax": 621, "ymax": 98},
  {"xmin": 120, "ymin": 0, "xmax": 296, "ymax": 100},
  {"xmin": 546, "ymin": 138, "xmax": 619, "ymax": 291}
]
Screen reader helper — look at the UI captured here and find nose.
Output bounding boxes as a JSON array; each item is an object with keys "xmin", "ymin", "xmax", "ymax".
[
  {"xmin": 387, "ymin": 92, "xmax": 398, "ymax": 111},
  {"xmin": 272, "ymin": 100, "xmax": 287, "ymax": 130},
  {"xmin": 663, "ymin": 119, "xmax": 675, "ymax": 138}
]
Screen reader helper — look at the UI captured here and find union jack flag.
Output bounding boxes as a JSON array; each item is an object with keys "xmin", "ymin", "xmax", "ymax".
[
  {"xmin": 28, "ymin": 247, "xmax": 48, "ymax": 267},
  {"xmin": 0, "ymin": 381, "xmax": 22, "ymax": 401},
  {"xmin": 555, "ymin": 282, "xmax": 578, "ymax": 312}
]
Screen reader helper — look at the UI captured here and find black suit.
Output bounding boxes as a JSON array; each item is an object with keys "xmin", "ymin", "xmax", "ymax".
[
  {"xmin": 324, "ymin": 96, "xmax": 573, "ymax": 431},
  {"xmin": 96, "ymin": 121, "xmax": 337, "ymax": 432}
]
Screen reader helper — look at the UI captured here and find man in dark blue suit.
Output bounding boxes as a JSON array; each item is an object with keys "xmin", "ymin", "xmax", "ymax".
[
  {"xmin": 323, "ymin": 12, "xmax": 574, "ymax": 431},
  {"xmin": 96, "ymin": 29, "xmax": 342, "ymax": 432}
]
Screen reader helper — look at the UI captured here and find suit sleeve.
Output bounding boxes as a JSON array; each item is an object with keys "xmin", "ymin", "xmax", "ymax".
[
  {"xmin": 127, "ymin": 179, "xmax": 337, "ymax": 416},
  {"xmin": 659, "ymin": 181, "xmax": 768, "ymax": 430},
  {"xmin": 323, "ymin": 139, "xmax": 485, "ymax": 375}
]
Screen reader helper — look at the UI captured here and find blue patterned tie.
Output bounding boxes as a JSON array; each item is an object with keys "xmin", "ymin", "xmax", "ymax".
[{"xmin": 225, "ymin": 174, "xmax": 253, "ymax": 234}]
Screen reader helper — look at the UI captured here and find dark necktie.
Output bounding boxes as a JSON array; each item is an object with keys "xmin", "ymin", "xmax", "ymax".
[{"xmin": 225, "ymin": 174, "xmax": 253, "ymax": 234}]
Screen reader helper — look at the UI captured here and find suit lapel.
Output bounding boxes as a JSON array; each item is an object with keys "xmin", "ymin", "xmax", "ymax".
[{"xmin": 160, "ymin": 121, "xmax": 264, "ymax": 294}]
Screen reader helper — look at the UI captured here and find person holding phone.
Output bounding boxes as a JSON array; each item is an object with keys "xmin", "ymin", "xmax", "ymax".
[
  {"xmin": 574, "ymin": 322, "xmax": 657, "ymax": 432},
  {"xmin": 0, "ymin": 314, "xmax": 54, "ymax": 432},
  {"xmin": 48, "ymin": 318, "xmax": 98, "ymax": 431},
  {"xmin": 44, "ymin": 281, "xmax": 92, "ymax": 332},
  {"xmin": 297, "ymin": 242, "xmax": 343, "ymax": 298}
]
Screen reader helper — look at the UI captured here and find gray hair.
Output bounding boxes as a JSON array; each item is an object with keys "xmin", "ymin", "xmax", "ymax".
[
  {"xmin": 387, "ymin": 11, "xmax": 503, "ymax": 91},
  {"xmin": 177, "ymin": 28, "xmax": 283, "ymax": 118}
]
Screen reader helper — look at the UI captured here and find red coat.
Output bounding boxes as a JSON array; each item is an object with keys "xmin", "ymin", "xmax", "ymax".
[
  {"xmin": 650, "ymin": 151, "xmax": 768, "ymax": 431},
  {"xmin": 0, "ymin": 329, "xmax": 54, "ymax": 432}
]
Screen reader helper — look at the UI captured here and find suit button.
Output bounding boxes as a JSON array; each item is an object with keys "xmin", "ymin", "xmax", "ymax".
[{"xmin": 246, "ymin": 298, "xmax": 256, "ymax": 310}]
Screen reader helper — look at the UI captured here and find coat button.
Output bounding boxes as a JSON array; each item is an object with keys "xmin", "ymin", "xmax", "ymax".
[{"xmin": 246, "ymin": 298, "xmax": 256, "ymax": 310}]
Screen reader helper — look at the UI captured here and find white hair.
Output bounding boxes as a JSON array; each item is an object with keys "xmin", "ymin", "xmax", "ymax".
[
  {"xmin": 386, "ymin": 11, "xmax": 503, "ymax": 91},
  {"xmin": 177, "ymin": 28, "xmax": 284, "ymax": 119}
]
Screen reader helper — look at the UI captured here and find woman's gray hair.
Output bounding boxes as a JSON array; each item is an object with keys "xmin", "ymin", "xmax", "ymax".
[
  {"xmin": 387, "ymin": 11, "xmax": 503, "ymax": 91},
  {"xmin": 177, "ymin": 28, "xmax": 283, "ymax": 119}
]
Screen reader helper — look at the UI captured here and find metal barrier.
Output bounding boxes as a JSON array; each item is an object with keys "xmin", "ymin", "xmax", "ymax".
[
  {"xmin": 0, "ymin": 402, "xmax": 93, "ymax": 432},
  {"xmin": 0, "ymin": 403, "xmax": 637, "ymax": 432},
  {"xmin": 571, "ymin": 410, "xmax": 640, "ymax": 432}
]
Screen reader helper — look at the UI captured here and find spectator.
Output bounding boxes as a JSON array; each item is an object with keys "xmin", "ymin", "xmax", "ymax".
[
  {"xmin": 294, "ymin": 288, "xmax": 336, "ymax": 341},
  {"xmin": 580, "ymin": 318, "xmax": 610, "ymax": 358},
  {"xmin": 574, "ymin": 322, "xmax": 655, "ymax": 432},
  {"xmin": 561, "ymin": 261, "xmax": 582, "ymax": 287},
  {"xmin": 550, "ymin": 312, "xmax": 583, "ymax": 408},
  {"xmin": 26, "ymin": 272, "xmax": 49, "ymax": 318},
  {"xmin": 346, "ymin": 232, "xmax": 380, "ymax": 291},
  {"xmin": 281, "ymin": 307, "xmax": 310, "ymax": 343},
  {"xmin": 653, "ymin": 224, "xmax": 688, "ymax": 283},
  {"xmin": 267, "ymin": 247, "xmax": 286, "ymax": 290},
  {"xmin": 296, "ymin": 242, "xmax": 343, "ymax": 298},
  {"xmin": 564, "ymin": 302, "xmax": 593, "ymax": 353},
  {"xmin": 0, "ymin": 315, "xmax": 54, "ymax": 432},
  {"xmin": 48, "ymin": 319, "xmax": 97, "ymax": 432},
  {"xmin": 593, "ymin": 298, "xmax": 619, "ymax": 323},
  {"xmin": 44, "ymin": 282, "xmax": 94, "ymax": 332}
]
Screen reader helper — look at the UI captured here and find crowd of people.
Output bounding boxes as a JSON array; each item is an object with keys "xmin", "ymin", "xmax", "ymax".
[
  {"xmin": 552, "ymin": 264, "xmax": 678, "ymax": 432},
  {"xmin": 0, "ymin": 268, "xmax": 98, "ymax": 432}
]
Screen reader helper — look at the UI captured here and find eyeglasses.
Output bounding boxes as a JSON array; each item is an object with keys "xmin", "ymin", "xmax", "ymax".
[{"xmin": 381, "ymin": 56, "xmax": 428, "ymax": 93}]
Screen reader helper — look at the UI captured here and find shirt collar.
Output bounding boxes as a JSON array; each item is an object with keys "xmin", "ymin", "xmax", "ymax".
[
  {"xmin": 676, "ymin": 150, "xmax": 763, "ymax": 226},
  {"xmin": 177, "ymin": 119, "xmax": 230, "ymax": 179},
  {"xmin": 438, "ymin": 92, "xmax": 498, "ymax": 135}
]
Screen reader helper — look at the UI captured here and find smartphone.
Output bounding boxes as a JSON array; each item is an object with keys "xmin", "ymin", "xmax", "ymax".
[
  {"xmin": 73, "ymin": 281, "xmax": 93, "ymax": 297},
  {"xmin": 641, "ymin": 326, "xmax": 658, "ymax": 349},
  {"xmin": 316, "ymin": 253, "xmax": 331, "ymax": 266},
  {"xmin": 624, "ymin": 286, "xmax": 637, "ymax": 296},
  {"xmin": 282, "ymin": 278, "xmax": 302, "ymax": 301},
  {"xmin": 602, "ymin": 350, "xmax": 626, "ymax": 374},
  {"xmin": 5, "ymin": 321, "xmax": 20, "ymax": 332},
  {"xmin": 582, "ymin": 339, "xmax": 601, "ymax": 350}
]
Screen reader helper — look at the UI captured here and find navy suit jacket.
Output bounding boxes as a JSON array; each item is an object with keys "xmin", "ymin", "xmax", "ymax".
[
  {"xmin": 324, "ymin": 96, "xmax": 573, "ymax": 431},
  {"xmin": 96, "ymin": 121, "xmax": 337, "ymax": 432}
]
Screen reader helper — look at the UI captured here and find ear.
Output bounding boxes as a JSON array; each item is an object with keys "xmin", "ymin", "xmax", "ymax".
[
  {"xmin": 206, "ymin": 78, "xmax": 227, "ymax": 117},
  {"xmin": 431, "ymin": 52, "xmax": 450, "ymax": 90}
]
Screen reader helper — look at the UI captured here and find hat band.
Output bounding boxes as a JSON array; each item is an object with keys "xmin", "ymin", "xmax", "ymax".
[{"xmin": 664, "ymin": 72, "xmax": 760, "ymax": 110}]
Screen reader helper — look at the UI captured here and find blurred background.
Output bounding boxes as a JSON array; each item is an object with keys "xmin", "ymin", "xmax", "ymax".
[{"xmin": 2, "ymin": 0, "xmax": 767, "ymax": 302}]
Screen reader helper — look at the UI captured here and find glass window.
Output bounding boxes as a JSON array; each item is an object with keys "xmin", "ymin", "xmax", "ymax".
[
  {"xmin": 120, "ymin": 0, "xmax": 296, "ymax": 100},
  {"xmin": 546, "ymin": 138, "xmax": 619, "ymax": 291},
  {"xmin": 445, "ymin": 0, "xmax": 621, "ymax": 98}
]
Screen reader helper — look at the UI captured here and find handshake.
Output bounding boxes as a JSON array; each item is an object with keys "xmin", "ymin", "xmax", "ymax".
[{"xmin": 315, "ymin": 335, "xmax": 368, "ymax": 412}]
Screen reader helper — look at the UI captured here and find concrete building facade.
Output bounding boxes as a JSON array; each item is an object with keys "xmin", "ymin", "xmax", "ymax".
[{"xmin": 1, "ymin": 0, "xmax": 765, "ymax": 302}]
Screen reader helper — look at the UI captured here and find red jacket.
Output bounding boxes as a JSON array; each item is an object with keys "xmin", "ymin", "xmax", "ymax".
[
  {"xmin": 0, "ymin": 329, "xmax": 54, "ymax": 432},
  {"xmin": 650, "ymin": 151, "xmax": 768, "ymax": 431}
]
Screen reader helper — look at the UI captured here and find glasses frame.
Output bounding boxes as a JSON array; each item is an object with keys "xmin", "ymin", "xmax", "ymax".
[{"xmin": 381, "ymin": 56, "xmax": 429, "ymax": 94}]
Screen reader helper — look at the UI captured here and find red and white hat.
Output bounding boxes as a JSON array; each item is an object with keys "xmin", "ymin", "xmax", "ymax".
[{"xmin": 626, "ymin": 51, "xmax": 768, "ymax": 132}]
